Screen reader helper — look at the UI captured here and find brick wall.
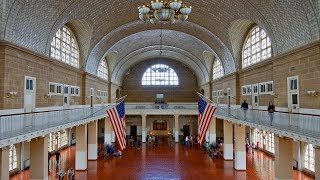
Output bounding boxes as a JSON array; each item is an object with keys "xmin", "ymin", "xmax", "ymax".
[
  {"xmin": 122, "ymin": 59, "xmax": 198, "ymax": 102},
  {"xmin": 212, "ymin": 41, "xmax": 320, "ymax": 110},
  {"xmin": 0, "ymin": 42, "xmax": 109, "ymax": 110}
]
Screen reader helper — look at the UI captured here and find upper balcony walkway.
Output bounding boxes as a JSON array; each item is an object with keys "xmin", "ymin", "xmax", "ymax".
[{"xmin": 0, "ymin": 103, "xmax": 319, "ymax": 148}]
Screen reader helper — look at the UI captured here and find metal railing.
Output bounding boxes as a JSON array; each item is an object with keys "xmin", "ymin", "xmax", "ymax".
[
  {"xmin": 125, "ymin": 102, "xmax": 198, "ymax": 110},
  {"xmin": 0, "ymin": 105, "xmax": 109, "ymax": 140},
  {"xmin": 215, "ymin": 106, "xmax": 320, "ymax": 139},
  {"xmin": 0, "ymin": 102, "xmax": 319, "ymax": 143}
]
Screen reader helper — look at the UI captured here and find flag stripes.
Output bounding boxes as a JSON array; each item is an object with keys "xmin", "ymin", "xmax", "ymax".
[
  {"xmin": 198, "ymin": 95, "xmax": 216, "ymax": 146},
  {"xmin": 106, "ymin": 100, "xmax": 126, "ymax": 150}
]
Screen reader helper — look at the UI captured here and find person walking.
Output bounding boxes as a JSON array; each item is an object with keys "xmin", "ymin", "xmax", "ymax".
[
  {"xmin": 55, "ymin": 151, "xmax": 61, "ymax": 165},
  {"xmin": 268, "ymin": 102, "xmax": 275, "ymax": 126},
  {"xmin": 241, "ymin": 100, "xmax": 249, "ymax": 120},
  {"xmin": 185, "ymin": 136, "xmax": 189, "ymax": 147}
]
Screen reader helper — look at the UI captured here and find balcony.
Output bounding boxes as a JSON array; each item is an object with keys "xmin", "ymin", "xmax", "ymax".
[{"xmin": 0, "ymin": 102, "xmax": 319, "ymax": 148}]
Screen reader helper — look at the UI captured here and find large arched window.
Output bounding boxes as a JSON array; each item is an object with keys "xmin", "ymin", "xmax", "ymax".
[
  {"xmin": 242, "ymin": 26, "xmax": 271, "ymax": 68},
  {"xmin": 304, "ymin": 144, "xmax": 315, "ymax": 171},
  {"xmin": 97, "ymin": 60, "xmax": 108, "ymax": 80},
  {"xmin": 213, "ymin": 59, "xmax": 224, "ymax": 80},
  {"xmin": 9, "ymin": 145, "xmax": 17, "ymax": 171},
  {"xmin": 50, "ymin": 26, "xmax": 79, "ymax": 68},
  {"xmin": 141, "ymin": 64, "xmax": 178, "ymax": 85}
]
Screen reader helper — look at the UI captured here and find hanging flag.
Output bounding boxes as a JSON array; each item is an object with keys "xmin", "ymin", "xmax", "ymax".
[
  {"xmin": 106, "ymin": 99, "xmax": 126, "ymax": 150},
  {"xmin": 198, "ymin": 95, "xmax": 216, "ymax": 146}
]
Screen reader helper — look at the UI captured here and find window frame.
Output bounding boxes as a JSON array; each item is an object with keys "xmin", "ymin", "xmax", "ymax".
[
  {"xmin": 9, "ymin": 145, "xmax": 17, "ymax": 171},
  {"xmin": 242, "ymin": 26, "xmax": 272, "ymax": 68},
  {"xmin": 141, "ymin": 64, "xmax": 179, "ymax": 86},
  {"xmin": 304, "ymin": 144, "xmax": 315, "ymax": 171},
  {"xmin": 213, "ymin": 59, "xmax": 224, "ymax": 80}
]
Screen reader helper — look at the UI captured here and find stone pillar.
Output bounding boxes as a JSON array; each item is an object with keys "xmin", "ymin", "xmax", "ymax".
[
  {"xmin": 0, "ymin": 146, "xmax": 10, "ymax": 180},
  {"xmin": 30, "ymin": 137, "xmax": 48, "ymax": 180},
  {"xmin": 297, "ymin": 141, "xmax": 303, "ymax": 171},
  {"xmin": 274, "ymin": 135, "xmax": 293, "ymax": 180},
  {"xmin": 174, "ymin": 114, "xmax": 179, "ymax": 143},
  {"xmin": 223, "ymin": 120, "xmax": 233, "ymax": 160},
  {"xmin": 314, "ymin": 146, "xmax": 320, "ymax": 180},
  {"xmin": 88, "ymin": 120, "xmax": 98, "ymax": 160},
  {"xmin": 209, "ymin": 117, "xmax": 216, "ymax": 144},
  {"xmin": 66, "ymin": 128, "xmax": 71, "ymax": 146},
  {"xmin": 234, "ymin": 124, "xmax": 246, "ymax": 170},
  {"xmin": 104, "ymin": 117, "xmax": 112, "ymax": 145},
  {"xmin": 142, "ymin": 114, "xmax": 147, "ymax": 143},
  {"xmin": 76, "ymin": 124, "xmax": 87, "ymax": 170}
]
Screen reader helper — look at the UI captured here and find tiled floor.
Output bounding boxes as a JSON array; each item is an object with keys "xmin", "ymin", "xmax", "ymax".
[{"xmin": 10, "ymin": 143, "xmax": 314, "ymax": 180}]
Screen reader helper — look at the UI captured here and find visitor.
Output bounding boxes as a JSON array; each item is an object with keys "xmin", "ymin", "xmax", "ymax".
[
  {"xmin": 268, "ymin": 102, "xmax": 275, "ymax": 126},
  {"xmin": 137, "ymin": 139, "xmax": 141, "ymax": 149},
  {"xmin": 241, "ymin": 100, "xmax": 249, "ymax": 120},
  {"xmin": 185, "ymin": 136, "xmax": 189, "ymax": 147},
  {"xmin": 246, "ymin": 143, "xmax": 250, "ymax": 153},
  {"xmin": 55, "ymin": 151, "xmax": 61, "ymax": 165},
  {"xmin": 251, "ymin": 142, "xmax": 255, "ymax": 154},
  {"xmin": 67, "ymin": 166, "xmax": 74, "ymax": 180}
]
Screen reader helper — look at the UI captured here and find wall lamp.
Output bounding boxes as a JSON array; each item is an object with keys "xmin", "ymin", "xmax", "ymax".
[
  {"xmin": 5, "ymin": 91, "xmax": 17, "ymax": 98},
  {"xmin": 44, "ymin": 94, "xmax": 51, "ymax": 99},
  {"xmin": 307, "ymin": 91, "xmax": 318, "ymax": 97}
]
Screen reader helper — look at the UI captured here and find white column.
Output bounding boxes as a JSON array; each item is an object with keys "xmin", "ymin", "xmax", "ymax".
[
  {"xmin": 0, "ymin": 146, "xmax": 9, "ymax": 180},
  {"xmin": 76, "ymin": 124, "xmax": 87, "ymax": 170},
  {"xmin": 104, "ymin": 117, "xmax": 112, "ymax": 145},
  {"xmin": 209, "ymin": 117, "xmax": 216, "ymax": 144},
  {"xmin": 234, "ymin": 124, "xmax": 246, "ymax": 170},
  {"xmin": 30, "ymin": 137, "xmax": 48, "ymax": 180},
  {"xmin": 174, "ymin": 114, "xmax": 179, "ymax": 143},
  {"xmin": 314, "ymin": 146, "xmax": 320, "ymax": 180},
  {"xmin": 88, "ymin": 120, "xmax": 98, "ymax": 160},
  {"xmin": 297, "ymin": 141, "xmax": 302, "ymax": 171},
  {"xmin": 274, "ymin": 135, "xmax": 293, "ymax": 180},
  {"xmin": 142, "ymin": 114, "xmax": 147, "ymax": 143},
  {"xmin": 223, "ymin": 120, "xmax": 233, "ymax": 160}
]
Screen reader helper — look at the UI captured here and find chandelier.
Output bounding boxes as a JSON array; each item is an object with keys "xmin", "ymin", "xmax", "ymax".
[{"xmin": 138, "ymin": 0, "xmax": 192, "ymax": 24}]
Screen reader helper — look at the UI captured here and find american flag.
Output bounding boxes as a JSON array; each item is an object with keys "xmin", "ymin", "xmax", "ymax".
[
  {"xmin": 198, "ymin": 95, "xmax": 216, "ymax": 146},
  {"xmin": 106, "ymin": 99, "xmax": 126, "ymax": 150}
]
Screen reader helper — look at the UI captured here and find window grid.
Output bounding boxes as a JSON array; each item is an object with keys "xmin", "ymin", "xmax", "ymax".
[
  {"xmin": 141, "ymin": 64, "xmax": 178, "ymax": 85},
  {"xmin": 305, "ymin": 144, "xmax": 315, "ymax": 171},
  {"xmin": 97, "ymin": 60, "xmax": 108, "ymax": 80},
  {"xmin": 213, "ymin": 59, "xmax": 224, "ymax": 80},
  {"xmin": 265, "ymin": 133, "xmax": 274, "ymax": 153},
  {"xmin": 242, "ymin": 26, "xmax": 272, "ymax": 68},
  {"xmin": 9, "ymin": 145, "xmax": 17, "ymax": 171},
  {"xmin": 50, "ymin": 26, "xmax": 79, "ymax": 68}
]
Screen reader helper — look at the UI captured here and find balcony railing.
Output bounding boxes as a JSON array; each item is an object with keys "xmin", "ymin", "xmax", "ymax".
[
  {"xmin": 125, "ymin": 102, "xmax": 198, "ymax": 110},
  {"xmin": 0, "ymin": 105, "xmax": 109, "ymax": 141},
  {"xmin": 215, "ymin": 106, "xmax": 320, "ymax": 140},
  {"xmin": 0, "ymin": 102, "xmax": 319, "ymax": 146}
]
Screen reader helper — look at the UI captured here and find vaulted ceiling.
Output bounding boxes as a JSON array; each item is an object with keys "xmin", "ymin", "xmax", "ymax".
[{"xmin": 1, "ymin": 0, "xmax": 319, "ymax": 85}]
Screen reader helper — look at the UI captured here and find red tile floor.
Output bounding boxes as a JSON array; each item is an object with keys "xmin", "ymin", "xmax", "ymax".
[{"xmin": 11, "ymin": 143, "xmax": 314, "ymax": 180}]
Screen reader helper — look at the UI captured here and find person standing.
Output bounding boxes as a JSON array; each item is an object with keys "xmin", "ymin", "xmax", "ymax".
[
  {"xmin": 55, "ymin": 151, "xmax": 61, "ymax": 165},
  {"xmin": 67, "ymin": 166, "xmax": 74, "ymax": 180},
  {"xmin": 241, "ymin": 100, "xmax": 249, "ymax": 120},
  {"xmin": 268, "ymin": 102, "xmax": 275, "ymax": 126},
  {"xmin": 185, "ymin": 136, "xmax": 189, "ymax": 147}
]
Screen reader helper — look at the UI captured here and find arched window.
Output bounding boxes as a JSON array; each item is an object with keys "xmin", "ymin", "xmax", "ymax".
[
  {"xmin": 242, "ymin": 26, "xmax": 272, "ymax": 68},
  {"xmin": 9, "ymin": 145, "xmax": 17, "ymax": 171},
  {"xmin": 213, "ymin": 59, "xmax": 224, "ymax": 80},
  {"xmin": 50, "ymin": 26, "xmax": 79, "ymax": 68},
  {"xmin": 97, "ymin": 60, "xmax": 108, "ymax": 80},
  {"xmin": 141, "ymin": 64, "xmax": 178, "ymax": 85},
  {"xmin": 265, "ymin": 133, "xmax": 274, "ymax": 153},
  {"xmin": 304, "ymin": 144, "xmax": 315, "ymax": 171}
]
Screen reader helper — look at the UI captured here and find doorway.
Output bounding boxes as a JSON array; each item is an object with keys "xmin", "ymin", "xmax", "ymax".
[
  {"xmin": 63, "ymin": 85, "xmax": 70, "ymax": 109},
  {"xmin": 183, "ymin": 125, "xmax": 190, "ymax": 141},
  {"xmin": 287, "ymin": 76, "xmax": 299, "ymax": 113},
  {"xmin": 130, "ymin": 125, "xmax": 137, "ymax": 139},
  {"xmin": 252, "ymin": 84, "xmax": 259, "ymax": 109},
  {"xmin": 24, "ymin": 76, "xmax": 36, "ymax": 112}
]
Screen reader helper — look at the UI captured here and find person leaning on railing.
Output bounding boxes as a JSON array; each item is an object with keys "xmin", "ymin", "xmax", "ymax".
[{"xmin": 268, "ymin": 102, "xmax": 275, "ymax": 126}]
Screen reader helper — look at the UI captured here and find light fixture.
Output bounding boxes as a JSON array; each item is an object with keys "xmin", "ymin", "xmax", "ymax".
[{"xmin": 138, "ymin": 0, "xmax": 192, "ymax": 24}]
